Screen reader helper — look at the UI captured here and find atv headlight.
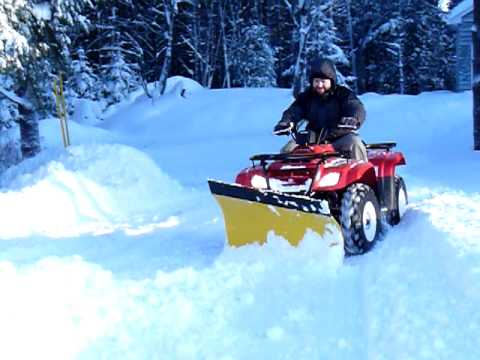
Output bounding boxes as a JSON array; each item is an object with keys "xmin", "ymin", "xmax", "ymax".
[
  {"xmin": 318, "ymin": 172, "xmax": 340, "ymax": 187},
  {"xmin": 251, "ymin": 174, "xmax": 268, "ymax": 189}
]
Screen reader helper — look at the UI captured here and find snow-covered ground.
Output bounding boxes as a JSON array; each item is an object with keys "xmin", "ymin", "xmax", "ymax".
[{"xmin": 1, "ymin": 78, "xmax": 479, "ymax": 359}]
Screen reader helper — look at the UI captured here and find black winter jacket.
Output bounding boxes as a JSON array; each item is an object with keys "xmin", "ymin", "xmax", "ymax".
[{"xmin": 277, "ymin": 85, "xmax": 366, "ymax": 142}]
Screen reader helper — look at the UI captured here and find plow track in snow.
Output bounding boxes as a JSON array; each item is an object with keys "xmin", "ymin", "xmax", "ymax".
[{"xmin": 350, "ymin": 188, "xmax": 480, "ymax": 359}]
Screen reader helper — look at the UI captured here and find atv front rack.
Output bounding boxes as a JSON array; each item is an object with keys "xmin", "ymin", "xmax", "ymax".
[
  {"xmin": 249, "ymin": 152, "xmax": 340, "ymax": 194},
  {"xmin": 250, "ymin": 151, "xmax": 339, "ymax": 165}
]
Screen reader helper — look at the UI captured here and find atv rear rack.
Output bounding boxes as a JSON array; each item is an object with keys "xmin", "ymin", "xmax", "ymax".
[{"xmin": 365, "ymin": 142, "xmax": 397, "ymax": 151}]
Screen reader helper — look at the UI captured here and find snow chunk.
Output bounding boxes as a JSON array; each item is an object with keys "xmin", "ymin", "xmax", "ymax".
[
  {"xmin": 266, "ymin": 326, "xmax": 285, "ymax": 341},
  {"xmin": 411, "ymin": 188, "xmax": 480, "ymax": 254},
  {"xmin": 32, "ymin": 2, "xmax": 52, "ymax": 21},
  {"xmin": 219, "ymin": 227, "xmax": 344, "ymax": 271}
]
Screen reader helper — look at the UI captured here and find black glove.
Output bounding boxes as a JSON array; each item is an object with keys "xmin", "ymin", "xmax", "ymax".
[
  {"xmin": 338, "ymin": 116, "xmax": 360, "ymax": 130},
  {"xmin": 273, "ymin": 122, "xmax": 294, "ymax": 135}
]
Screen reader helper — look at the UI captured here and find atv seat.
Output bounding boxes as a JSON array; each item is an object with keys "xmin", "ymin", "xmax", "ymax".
[{"xmin": 365, "ymin": 142, "xmax": 396, "ymax": 150}]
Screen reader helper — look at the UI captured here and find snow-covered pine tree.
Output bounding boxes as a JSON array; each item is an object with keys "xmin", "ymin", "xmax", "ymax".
[
  {"xmin": 101, "ymin": 41, "xmax": 140, "ymax": 105},
  {"xmin": 0, "ymin": 0, "xmax": 42, "ymax": 158},
  {"xmin": 232, "ymin": 24, "xmax": 277, "ymax": 87},
  {"xmin": 0, "ymin": 74, "xmax": 21, "ymax": 171},
  {"xmin": 128, "ymin": 0, "xmax": 169, "ymax": 95},
  {"xmin": 176, "ymin": 0, "xmax": 222, "ymax": 88},
  {"xmin": 333, "ymin": 0, "xmax": 452, "ymax": 94},
  {"xmin": 96, "ymin": 6, "xmax": 140, "ymax": 105},
  {"xmin": 400, "ymin": 0, "xmax": 454, "ymax": 94},
  {"xmin": 262, "ymin": 0, "xmax": 295, "ymax": 88},
  {"xmin": 305, "ymin": 1, "xmax": 348, "ymax": 78},
  {"xmin": 331, "ymin": 0, "xmax": 358, "ymax": 91},
  {"xmin": 333, "ymin": 0, "xmax": 379, "ymax": 93},
  {"xmin": 70, "ymin": 48, "xmax": 97, "ymax": 99},
  {"xmin": 0, "ymin": 75, "xmax": 18, "ymax": 129},
  {"xmin": 360, "ymin": 1, "xmax": 403, "ymax": 93},
  {"xmin": 282, "ymin": 0, "xmax": 313, "ymax": 95},
  {"xmin": 216, "ymin": 0, "xmax": 276, "ymax": 88},
  {"xmin": 0, "ymin": 0, "xmax": 92, "ymax": 158},
  {"xmin": 282, "ymin": 0, "xmax": 345, "ymax": 95}
]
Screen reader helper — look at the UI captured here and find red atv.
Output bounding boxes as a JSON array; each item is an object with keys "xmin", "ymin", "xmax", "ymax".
[{"xmin": 208, "ymin": 126, "xmax": 408, "ymax": 255}]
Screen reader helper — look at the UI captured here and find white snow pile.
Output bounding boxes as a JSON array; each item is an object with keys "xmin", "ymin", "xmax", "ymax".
[
  {"xmin": 0, "ymin": 144, "xmax": 193, "ymax": 238},
  {"xmin": 221, "ymin": 229, "xmax": 345, "ymax": 270},
  {"xmin": 70, "ymin": 98, "xmax": 106, "ymax": 126},
  {"xmin": 39, "ymin": 116, "xmax": 118, "ymax": 150},
  {"xmin": 409, "ymin": 187, "xmax": 480, "ymax": 254},
  {"xmin": 164, "ymin": 76, "xmax": 204, "ymax": 97}
]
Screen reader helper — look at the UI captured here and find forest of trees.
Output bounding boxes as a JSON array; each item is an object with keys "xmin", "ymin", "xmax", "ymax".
[{"xmin": 0, "ymin": 0, "xmax": 458, "ymax": 166}]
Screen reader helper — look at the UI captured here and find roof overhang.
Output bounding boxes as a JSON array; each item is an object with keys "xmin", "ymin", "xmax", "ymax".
[{"xmin": 447, "ymin": 0, "xmax": 473, "ymax": 25}]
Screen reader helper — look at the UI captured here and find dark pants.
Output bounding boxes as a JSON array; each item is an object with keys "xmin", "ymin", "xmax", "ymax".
[
  {"xmin": 281, "ymin": 132, "xmax": 368, "ymax": 161},
  {"xmin": 331, "ymin": 133, "xmax": 368, "ymax": 161}
]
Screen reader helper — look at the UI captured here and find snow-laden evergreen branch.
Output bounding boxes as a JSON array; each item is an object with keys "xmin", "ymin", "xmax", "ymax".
[{"xmin": 0, "ymin": 86, "xmax": 33, "ymax": 111}]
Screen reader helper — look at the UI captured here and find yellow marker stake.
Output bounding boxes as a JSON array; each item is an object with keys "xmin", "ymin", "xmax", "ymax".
[{"xmin": 53, "ymin": 73, "xmax": 70, "ymax": 148}]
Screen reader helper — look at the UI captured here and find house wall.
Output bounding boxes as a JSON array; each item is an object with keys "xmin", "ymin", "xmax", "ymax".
[{"xmin": 455, "ymin": 11, "xmax": 474, "ymax": 91}]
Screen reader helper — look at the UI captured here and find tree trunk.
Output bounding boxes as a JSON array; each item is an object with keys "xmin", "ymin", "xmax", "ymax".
[
  {"xmin": 355, "ymin": 49, "xmax": 366, "ymax": 93},
  {"xmin": 398, "ymin": 2, "xmax": 405, "ymax": 95},
  {"xmin": 0, "ymin": 84, "xmax": 40, "ymax": 158},
  {"xmin": 473, "ymin": 0, "xmax": 480, "ymax": 150},
  {"xmin": 159, "ymin": 1, "xmax": 175, "ymax": 95},
  {"xmin": 293, "ymin": 14, "xmax": 308, "ymax": 96},
  {"xmin": 346, "ymin": 0, "xmax": 358, "ymax": 93},
  {"xmin": 19, "ymin": 107, "xmax": 41, "ymax": 158},
  {"xmin": 398, "ymin": 39, "xmax": 405, "ymax": 94},
  {"xmin": 219, "ymin": 2, "xmax": 231, "ymax": 88},
  {"xmin": 159, "ymin": 35, "xmax": 173, "ymax": 94}
]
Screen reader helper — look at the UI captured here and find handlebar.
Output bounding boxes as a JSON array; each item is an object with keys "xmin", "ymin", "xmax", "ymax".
[{"xmin": 274, "ymin": 118, "xmax": 358, "ymax": 144}]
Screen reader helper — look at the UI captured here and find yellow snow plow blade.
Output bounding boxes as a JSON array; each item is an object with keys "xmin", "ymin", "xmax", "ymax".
[{"xmin": 208, "ymin": 180, "xmax": 343, "ymax": 248}]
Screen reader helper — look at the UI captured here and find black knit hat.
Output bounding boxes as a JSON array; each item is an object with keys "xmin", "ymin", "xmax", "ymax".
[{"xmin": 309, "ymin": 58, "xmax": 337, "ymax": 89}]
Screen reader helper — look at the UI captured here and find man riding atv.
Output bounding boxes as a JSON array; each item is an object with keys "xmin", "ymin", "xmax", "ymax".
[{"xmin": 274, "ymin": 58, "xmax": 367, "ymax": 161}]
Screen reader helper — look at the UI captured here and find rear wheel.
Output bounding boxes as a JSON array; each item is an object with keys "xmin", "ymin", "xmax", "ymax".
[
  {"xmin": 340, "ymin": 183, "xmax": 381, "ymax": 255},
  {"xmin": 387, "ymin": 176, "xmax": 408, "ymax": 226}
]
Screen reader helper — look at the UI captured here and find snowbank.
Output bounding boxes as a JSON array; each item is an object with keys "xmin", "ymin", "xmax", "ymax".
[{"xmin": 0, "ymin": 144, "xmax": 194, "ymax": 238}]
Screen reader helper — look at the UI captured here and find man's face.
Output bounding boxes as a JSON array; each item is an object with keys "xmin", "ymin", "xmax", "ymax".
[{"xmin": 313, "ymin": 78, "xmax": 332, "ymax": 95}]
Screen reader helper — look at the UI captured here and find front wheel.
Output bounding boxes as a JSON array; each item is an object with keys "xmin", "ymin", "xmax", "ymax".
[{"xmin": 340, "ymin": 183, "xmax": 381, "ymax": 255}]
